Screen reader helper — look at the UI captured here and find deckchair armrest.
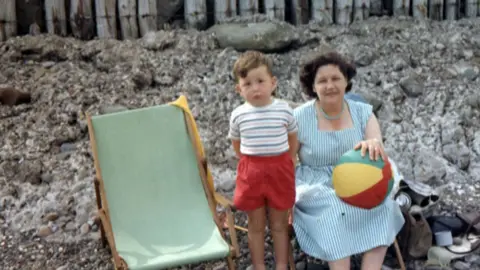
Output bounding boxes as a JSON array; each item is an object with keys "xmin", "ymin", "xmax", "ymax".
[{"xmin": 214, "ymin": 193, "xmax": 237, "ymax": 212}]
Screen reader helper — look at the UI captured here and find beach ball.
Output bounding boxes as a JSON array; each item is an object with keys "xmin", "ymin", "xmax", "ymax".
[{"xmin": 332, "ymin": 149, "xmax": 394, "ymax": 209}]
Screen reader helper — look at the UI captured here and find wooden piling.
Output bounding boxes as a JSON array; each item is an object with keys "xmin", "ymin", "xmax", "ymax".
[
  {"xmin": 412, "ymin": 0, "xmax": 428, "ymax": 18},
  {"xmin": 45, "ymin": 0, "xmax": 68, "ymax": 36},
  {"xmin": 264, "ymin": 0, "xmax": 285, "ymax": 20},
  {"xmin": 428, "ymin": 0, "xmax": 443, "ymax": 20},
  {"xmin": 214, "ymin": 0, "xmax": 237, "ymax": 23},
  {"xmin": 336, "ymin": 0, "xmax": 354, "ymax": 25},
  {"xmin": 138, "ymin": 0, "xmax": 157, "ymax": 36},
  {"xmin": 0, "ymin": 0, "xmax": 17, "ymax": 41},
  {"xmin": 239, "ymin": 0, "xmax": 259, "ymax": 16},
  {"xmin": 118, "ymin": 0, "xmax": 138, "ymax": 39},
  {"xmin": 291, "ymin": 0, "xmax": 310, "ymax": 25},
  {"xmin": 444, "ymin": 0, "xmax": 457, "ymax": 19},
  {"xmin": 157, "ymin": 0, "xmax": 183, "ymax": 29},
  {"xmin": 70, "ymin": 0, "xmax": 96, "ymax": 40},
  {"xmin": 184, "ymin": 0, "xmax": 207, "ymax": 29},
  {"xmin": 353, "ymin": 0, "xmax": 370, "ymax": 21},
  {"xmin": 95, "ymin": 0, "xmax": 117, "ymax": 39},
  {"xmin": 393, "ymin": 0, "xmax": 410, "ymax": 16},
  {"xmin": 310, "ymin": 0, "xmax": 333, "ymax": 24},
  {"xmin": 15, "ymin": 0, "xmax": 45, "ymax": 35},
  {"xmin": 465, "ymin": 0, "xmax": 478, "ymax": 17}
]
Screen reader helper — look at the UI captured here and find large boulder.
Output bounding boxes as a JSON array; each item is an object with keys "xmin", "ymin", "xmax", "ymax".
[{"xmin": 208, "ymin": 21, "xmax": 298, "ymax": 52}]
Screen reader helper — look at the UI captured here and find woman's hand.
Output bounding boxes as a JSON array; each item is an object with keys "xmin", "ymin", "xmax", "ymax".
[{"xmin": 354, "ymin": 138, "xmax": 387, "ymax": 161}]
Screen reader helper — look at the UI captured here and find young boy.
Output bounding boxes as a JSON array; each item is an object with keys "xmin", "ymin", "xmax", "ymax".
[{"xmin": 228, "ymin": 50, "xmax": 298, "ymax": 270}]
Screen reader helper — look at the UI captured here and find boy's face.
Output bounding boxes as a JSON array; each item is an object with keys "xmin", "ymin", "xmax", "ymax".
[{"xmin": 236, "ymin": 65, "xmax": 277, "ymax": 107}]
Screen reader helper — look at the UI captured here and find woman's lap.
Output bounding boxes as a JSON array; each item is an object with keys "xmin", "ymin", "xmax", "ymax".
[{"xmin": 293, "ymin": 182, "xmax": 405, "ymax": 261}]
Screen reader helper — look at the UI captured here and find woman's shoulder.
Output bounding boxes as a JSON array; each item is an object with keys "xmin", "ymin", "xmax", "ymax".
[
  {"xmin": 293, "ymin": 99, "xmax": 315, "ymax": 117},
  {"xmin": 347, "ymin": 98, "xmax": 373, "ymax": 115}
]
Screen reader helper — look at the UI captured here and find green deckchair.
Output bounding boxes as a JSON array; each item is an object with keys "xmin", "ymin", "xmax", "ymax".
[{"xmin": 86, "ymin": 96, "xmax": 239, "ymax": 270}]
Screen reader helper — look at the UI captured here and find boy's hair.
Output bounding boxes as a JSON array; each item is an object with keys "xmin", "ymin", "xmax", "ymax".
[{"xmin": 232, "ymin": 50, "xmax": 273, "ymax": 83}]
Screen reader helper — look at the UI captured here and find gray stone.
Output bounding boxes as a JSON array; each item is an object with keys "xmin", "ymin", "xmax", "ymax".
[
  {"xmin": 209, "ymin": 21, "xmax": 298, "ymax": 52},
  {"xmin": 99, "ymin": 105, "xmax": 129, "ymax": 115},
  {"xmin": 399, "ymin": 75, "xmax": 424, "ymax": 97}
]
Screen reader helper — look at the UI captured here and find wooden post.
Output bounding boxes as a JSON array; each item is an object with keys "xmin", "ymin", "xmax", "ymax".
[
  {"xmin": 0, "ymin": 0, "xmax": 17, "ymax": 41},
  {"xmin": 444, "ymin": 0, "xmax": 457, "ymax": 19},
  {"xmin": 15, "ymin": 0, "xmax": 45, "ymax": 35},
  {"xmin": 45, "ymin": 0, "xmax": 68, "ymax": 36},
  {"xmin": 95, "ymin": 0, "xmax": 117, "ymax": 39},
  {"xmin": 157, "ymin": 0, "xmax": 183, "ymax": 29},
  {"xmin": 465, "ymin": 0, "xmax": 477, "ymax": 17},
  {"xmin": 412, "ymin": 0, "xmax": 428, "ymax": 18},
  {"xmin": 184, "ymin": 0, "xmax": 207, "ymax": 29},
  {"xmin": 393, "ymin": 0, "xmax": 410, "ymax": 15},
  {"xmin": 310, "ymin": 0, "xmax": 333, "ymax": 24},
  {"xmin": 239, "ymin": 0, "xmax": 259, "ymax": 16},
  {"xmin": 428, "ymin": 0, "xmax": 443, "ymax": 20},
  {"xmin": 138, "ymin": 0, "xmax": 157, "ymax": 36},
  {"xmin": 291, "ymin": 0, "xmax": 310, "ymax": 25},
  {"xmin": 264, "ymin": 0, "xmax": 285, "ymax": 20},
  {"xmin": 118, "ymin": 0, "xmax": 138, "ymax": 39},
  {"xmin": 336, "ymin": 0, "xmax": 353, "ymax": 25},
  {"xmin": 353, "ymin": 0, "xmax": 370, "ymax": 21},
  {"xmin": 70, "ymin": 0, "xmax": 96, "ymax": 40},
  {"xmin": 214, "ymin": 0, "xmax": 237, "ymax": 23}
]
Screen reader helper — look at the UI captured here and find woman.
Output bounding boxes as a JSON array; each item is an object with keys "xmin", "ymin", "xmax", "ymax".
[{"xmin": 292, "ymin": 52, "xmax": 405, "ymax": 270}]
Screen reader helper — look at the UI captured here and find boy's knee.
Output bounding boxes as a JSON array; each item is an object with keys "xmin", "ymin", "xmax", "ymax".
[
  {"xmin": 270, "ymin": 220, "xmax": 288, "ymax": 233},
  {"xmin": 248, "ymin": 223, "xmax": 265, "ymax": 233}
]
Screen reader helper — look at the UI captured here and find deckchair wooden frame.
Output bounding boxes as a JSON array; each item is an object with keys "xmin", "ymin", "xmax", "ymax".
[{"xmin": 86, "ymin": 109, "xmax": 240, "ymax": 270}]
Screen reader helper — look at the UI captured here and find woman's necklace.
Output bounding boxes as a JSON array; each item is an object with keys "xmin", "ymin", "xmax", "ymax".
[{"xmin": 318, "ymin": 101, "xmax": 345, "ymax": 120}]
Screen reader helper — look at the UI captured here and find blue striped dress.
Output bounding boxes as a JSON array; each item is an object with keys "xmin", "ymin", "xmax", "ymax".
[{"xmin": 292, "ymin": 98, "xmax": 405, "ymax": 261}]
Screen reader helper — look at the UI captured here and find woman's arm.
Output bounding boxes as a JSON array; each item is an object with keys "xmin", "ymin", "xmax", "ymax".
[
  {"xmin": 355, "ymin": 113, "xmax": 387, "ymax": 161},
  {"xmin": 364, "ymin": 114, "xmax": 383, "ymax": 143}
]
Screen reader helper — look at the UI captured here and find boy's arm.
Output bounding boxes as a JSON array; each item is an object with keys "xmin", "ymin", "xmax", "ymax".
[
  {"xmin": 288, "ymin": 132, "xmax": 299, "ymax": 163},
  {"xmin": 231, "ymin": 139, "xmax": 241, "ymax": 158},
  {"xmin": 228, "ymin": 112, "xmax": 241, "ymax": 158}
]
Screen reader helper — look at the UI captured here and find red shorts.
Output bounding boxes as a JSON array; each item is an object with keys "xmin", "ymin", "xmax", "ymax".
[{"xmin": 233, "ymin": 152, "xmax": 295, "ymax": 211}]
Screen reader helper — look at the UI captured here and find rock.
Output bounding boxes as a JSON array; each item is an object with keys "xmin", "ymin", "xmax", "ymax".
[
  {"xmin": 414, "ymin": 149, "xmax": 447, "ymax": 186},
  {"xmin": 296, "ymin": 261, "xmax": 306, "ymax": 270},
  {"xmin": 56, "ymin": 265, "xmax": 69, "ymax": 270},
  {"xmin": 43, "ymin": 212, "xmax": 59, "ymax": 222},
  {"xmin": 453, "ymin": 261, "xmax": 470, "ymax": 270},
  {"xmin": 399, "ymin": 75, "xmax": 423, "ymax": 97},
  {"xmin": 79, "ymin": 223, "xmax": 90, "ymax": 235},
  {"xmin": 452, "ymin": 61, "xmax": 479, "ymax": 81},
  {"xmin": 99, "ymin": 105, "xmax": 129, "ymax": 115},
  {"xmin": 141, "ymin": 31, "xmax": 176, "ymax": 51},
  {"xmin": 37, "ymin": 225, "xmax": 52, "ymax": 237},
  {"xmin": 0, "ymin": 87, "xmax": 32, "ymax": 106},
  {"xmin": 209, "ymin": 21, "xmax": 298, "ymax": 52},
  {"xmin": 443, "ymin": 143, "xmax": 470, "ymax": 170},
  {"xmin": 354, "ymin": 49, "xmax": 377, "ymax": 67}
]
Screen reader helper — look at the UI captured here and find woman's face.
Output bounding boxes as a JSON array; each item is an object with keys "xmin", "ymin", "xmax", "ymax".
[{"xmin": 313, "ymin": 64, "xmax": 348, "ymax": 104}]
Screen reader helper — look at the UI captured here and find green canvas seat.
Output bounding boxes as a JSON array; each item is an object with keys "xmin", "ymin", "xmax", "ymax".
[{"xmin": 87, "ymin": 97, "xmax": 238, "ymax": 270}]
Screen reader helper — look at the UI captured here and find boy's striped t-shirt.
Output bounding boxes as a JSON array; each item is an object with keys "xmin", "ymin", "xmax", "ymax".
[{"xmin": 228, "ymin": 99, "xmax": 298, "ymax": 156}]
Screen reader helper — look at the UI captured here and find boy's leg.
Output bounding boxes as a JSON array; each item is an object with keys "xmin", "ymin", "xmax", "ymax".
[
  {"xmin": 247, "ymin": 206, "xmax": 267, "ymax": 270},
  {"xmin": 268, "ymin": 207, "xmax": 290, "ymax": 270},
  {"xmin": 266, "ymin": 153, "xmax": 296, "ymax": 270},
  {"xmin": 233, "ymin": 155, "xmax": 267, "ymax": 270}
]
